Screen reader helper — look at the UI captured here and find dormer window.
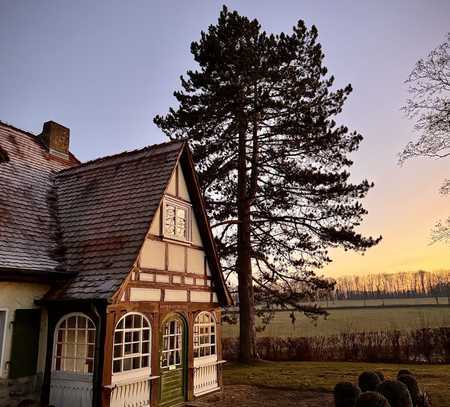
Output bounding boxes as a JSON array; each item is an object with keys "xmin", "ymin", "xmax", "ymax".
[{"xmin": 163, "ymin": 197, "xmax": 191, "ymax": 242}]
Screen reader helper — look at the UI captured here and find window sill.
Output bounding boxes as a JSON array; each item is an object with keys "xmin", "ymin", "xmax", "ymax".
[{"xmin": 109, "ymin": 369, "xmax": 156, "ymax": 386}]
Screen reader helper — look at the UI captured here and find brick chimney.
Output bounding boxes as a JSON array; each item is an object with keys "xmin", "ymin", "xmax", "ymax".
[{"xmin": 40, "ymin": 121, "xmax": 70, "ymax": 159}]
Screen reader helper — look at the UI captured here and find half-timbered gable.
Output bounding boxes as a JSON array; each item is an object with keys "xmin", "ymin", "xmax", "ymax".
[{"xmin": 119, "ymin": 160, "xmax": 221, "ymax": 307}]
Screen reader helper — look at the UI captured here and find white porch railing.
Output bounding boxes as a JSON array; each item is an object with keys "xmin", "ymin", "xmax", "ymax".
[
  {"xmin": 193, "ymin": 356, "xmax": 225, "ymax": 396},
  {"xmin": 50, "ymin": 371, "xmax": 93, "ymax": 407},
  {"xmin": 107, "ymin": 372, "xmax": 159, "ymax": 407}
]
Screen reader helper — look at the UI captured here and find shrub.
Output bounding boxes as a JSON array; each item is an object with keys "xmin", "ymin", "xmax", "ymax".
[
  {"xmin": 398, "ymin": 375, "xmax": 420, "ymax": 406},
  {"xmin": 358, "ymin": 371, "xmax": 382, "ymax": 392},
  {"xmin": 397, "ymin": 369, "xmax": 414, "ymax": 379},
  {"xmin": 377, "ymin": 380, "xmax": 413, "ymax": 407},
  {"xmin": 334, "ymin": 382, "xmax": 361, "ymax": 407},
  {"xmin": 375, "ymin": 371, "xmax": 385, "ymax": 381},
  {"xmin": 222, "ymin": 327, "xmax": 450, "ymax": 363},
  {"xmin": 355, "ymin": 391, "xmax": 391, "ymax": 407}
]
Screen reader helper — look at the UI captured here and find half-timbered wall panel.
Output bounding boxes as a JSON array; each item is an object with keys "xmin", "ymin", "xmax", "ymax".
[
  {"xmin": 187, "ymin": 248, "xmax": 205, "ymax": 275},
  {"xmin": 178, "ymin": 163, "xmax": 190, "ymax": 202},
  {"xmin": 140, "ymin": 240, "xmax": 165, "ymax": 270},
  {"xmin": 167, "ymin": 244, "xmax": 185, "ymax": 273}
]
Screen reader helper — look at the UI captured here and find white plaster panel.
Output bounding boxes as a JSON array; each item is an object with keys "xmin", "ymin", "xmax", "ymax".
[
  {"xmin": 139, "ymin": 273, "xmax": 155, "ymax": 282},
  {"xmin": 190, "ymin": 291, "xmax": 211, "ymax": 303},
  {"xmin": 191, "ymin": 213, "xmax": 203, "ymax": 246},
  {"xmin": 149, "ymin": 206, "xmax": 161, "ymax": 235},
  {"xmin": 164, "ymin": 289, "xmax": 188, "ymax": 302},
  {"xmin": 167, "ymin": 170, "xmax": 177, "ymax": 196},
  {"xmin": 212, "ymin": 293, "xmax": 219, "ymax": 303},
  {"xmin": 140, "ymin": 239, "xmax": 165, "ymax": 270},
  {"xmin": 172, "ymin": 276, "xmax": 182, "ymax": 284},
  {"xmin": 155, "ymin": 274, "xmax": 170, "ymax": 283},
  {"xmin": 187, "ymin": 248, "xmax": 205, "ymax": 275},
  {"xmin": 195, "ymin": 278, "xmax": 204, "ymax": 286},
  {"xmin": 129, "ymin": 287, "xmax": 161, "ymax": 302},
  {"xmin": 167, "ymin": 243, "xmax": 185, "ymax": 273},
  {"xmin": 178, "ymin": 164, "xmax": 191, "ymax": 202},
  {"xmin": 185, "ymin": 277, "xmax": 194, "ymax": 285}
]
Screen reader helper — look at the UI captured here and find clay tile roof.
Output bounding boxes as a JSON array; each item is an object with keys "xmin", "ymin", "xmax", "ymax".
[
  {"xmin": 0, "ymin": 121, "xmax": 78, "ymax": 279},
  {"xmin": 45, "ymin": 140, "xmax": 185, "ymax": 300}
]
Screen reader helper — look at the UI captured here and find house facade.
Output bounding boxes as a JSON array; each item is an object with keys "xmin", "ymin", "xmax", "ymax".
[{"xmin": 0, "ymin": 120, "xmax": 232, "ymax": 407}]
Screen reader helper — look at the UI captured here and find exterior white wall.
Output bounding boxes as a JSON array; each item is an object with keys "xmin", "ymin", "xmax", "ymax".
[
  {"xmin": 177, "ymin": 165, "xmax": 190, "ymax": 202},
  {"xmin": 140, "ymin": 240, "xmax": 165, "ymax": 270},
  {"xmin": 0, "ymin": 282, "xmax": 49, "ymax": 378},
  {"xmin": 166, "ymin": 170, "xmax": 177, "ymax": 196}
]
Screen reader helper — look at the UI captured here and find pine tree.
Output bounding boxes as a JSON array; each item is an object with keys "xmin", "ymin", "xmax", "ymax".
[{"xmin": 154, "ymin": 6, "xmax": 381, "ymax": 362}]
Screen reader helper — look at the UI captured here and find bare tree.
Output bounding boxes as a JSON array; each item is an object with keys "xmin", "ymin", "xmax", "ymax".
[{"xmin": 400, "ymin": 33, "xmax": 450, "ymax": 244}]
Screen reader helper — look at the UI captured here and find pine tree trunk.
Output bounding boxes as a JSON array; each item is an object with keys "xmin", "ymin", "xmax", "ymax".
[{"xmin": 236, "ymin": 121, "xmax": 257, "ymax": 363}]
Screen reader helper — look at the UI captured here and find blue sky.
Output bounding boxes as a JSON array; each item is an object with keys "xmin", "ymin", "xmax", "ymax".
[{"xmin": 1, "ymin": 1, "xmax": 449, "ymax": 275}]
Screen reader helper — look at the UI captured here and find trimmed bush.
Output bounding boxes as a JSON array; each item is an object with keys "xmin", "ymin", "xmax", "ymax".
[
  {"xmin": 358, "ymin": 371, "xmax": 382, "ymax": 392},
  {"xmin": 398, "ymin": 374, "xmax": 420, "ymax": 406},
  {"xmin": 377, "ymin": 380, "xmax": 413, "ymax": 407},
  {"xmin": 375, "ymin": 371, "xmax": 385, "ymax": 381},
  {"xmin": 334, "ymin": 382, "xmax": 361, "ymax": 407},
  {"xmin": 356, "ymin": 391, "xmax": 391, "ymax": 407},
  {"xmin": 222, "ymin": 327, "xmax": 450, "ymax": 363},
  {"xmin": 397, "ymin": 369, "xmax": 414, "ymax": 379}
]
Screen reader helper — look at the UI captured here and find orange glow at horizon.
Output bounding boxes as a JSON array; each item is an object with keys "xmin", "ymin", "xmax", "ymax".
[{"xmin": 323, "ymin": 153, "xmax": 449, "ymax": 278}]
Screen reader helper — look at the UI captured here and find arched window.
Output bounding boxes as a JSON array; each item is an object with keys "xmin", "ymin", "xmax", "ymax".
[
  {"xmin": 193, "ymin": 312, "xmax": 216, "ymax": 358},
  {"xmin": 53, "ymin": 313, "xmax": 96, "ymax": 374},
  {"xmin": 161, "ymin": 318, "xmax": 183, "ymax": 368},
  {"xmin": 112, "ymin": 313, "xmax": 151, "ymax": 374}
]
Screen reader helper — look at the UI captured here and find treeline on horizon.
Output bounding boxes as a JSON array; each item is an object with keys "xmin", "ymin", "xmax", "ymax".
[{"xmin": 329, "ymin": 270, "xmax": 450, "ymax": 301}]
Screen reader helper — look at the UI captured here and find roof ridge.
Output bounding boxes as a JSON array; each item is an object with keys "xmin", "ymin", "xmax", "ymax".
[
  {"xmin": 56, "ymin": 138, "xmax": 185, "ymax": 176},
  {"xmin": 0, "ymin": 120, "xmax": 39, "ymax": 139}
]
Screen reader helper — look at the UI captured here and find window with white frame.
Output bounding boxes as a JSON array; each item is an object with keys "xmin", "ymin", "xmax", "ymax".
[
  {"xmin": 164, "ymin": 198, "xmax": 191, "ymax": 242},
  {"xmin": 193, "ymin": 312, "xmax": 216, "ymax": 358},
  {"xmin": 112, "ymin": 313, "xmax": 151, "ymax": 374},
  {"xmin": 53, "ymin": 313, "xmax": 96, "ymax": 374},
  {"xmin": 161, "ymin": 319, "xmax": 182, "ymax": 368}
]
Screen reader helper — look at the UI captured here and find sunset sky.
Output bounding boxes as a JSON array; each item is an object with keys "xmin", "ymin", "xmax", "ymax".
[{"xmin": 0, "ymin": 1, "xmax": 448, "ymax": 277}]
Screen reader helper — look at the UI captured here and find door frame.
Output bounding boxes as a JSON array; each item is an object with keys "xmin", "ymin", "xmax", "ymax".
[{"xmin": 158, "ymin": 312, "xmax": 188, "ymax": 405}]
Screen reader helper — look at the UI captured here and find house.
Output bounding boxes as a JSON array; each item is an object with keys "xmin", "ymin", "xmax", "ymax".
[{"xmin": 0, "ymin": 120, "xmax": 232, "ymax": 407}]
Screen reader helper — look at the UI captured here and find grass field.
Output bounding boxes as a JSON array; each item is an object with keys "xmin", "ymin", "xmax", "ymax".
[
  {"xmin": 223, "ymin": 305, "xmax": 450, "ymax": 337},
  {"xmin": 223, "ymin": 361, "xmax": 450, "ymax": 407}
]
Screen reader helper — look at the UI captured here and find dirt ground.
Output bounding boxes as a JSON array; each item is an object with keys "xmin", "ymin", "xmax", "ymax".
[{"xmin": 186, "ymin": 385, "xmax": 333, "ymax": 407}]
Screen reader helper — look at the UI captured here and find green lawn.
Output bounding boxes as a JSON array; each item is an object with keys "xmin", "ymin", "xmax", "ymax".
[
  {"xmin": 223, "ymin": 306, "xmax": 450, "ymax": 337},
  {"xmin": 223, "ymin": 361, "xmax": 450, "ymax": 407}
]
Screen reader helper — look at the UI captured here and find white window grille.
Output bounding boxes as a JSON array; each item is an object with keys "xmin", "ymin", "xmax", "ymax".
[
  {"xmin": 53, "ymin": 313, "xmax": 96, "ymax": 374},
  {"xmin": 161, "ymin": 319, "xmax": 182, "ymax": 368},
  {"xmin": 193, "ymin": 312, "xmax": 216, "ymax": 358},
  {"xmin": 112, "ymin": 313, "xmax": 151, "ymax": 375}
]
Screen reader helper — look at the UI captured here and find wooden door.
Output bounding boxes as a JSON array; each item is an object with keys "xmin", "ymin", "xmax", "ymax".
[{"xmin": 159, "ymin": 317, "xmax": 186, "ymax": 407}]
